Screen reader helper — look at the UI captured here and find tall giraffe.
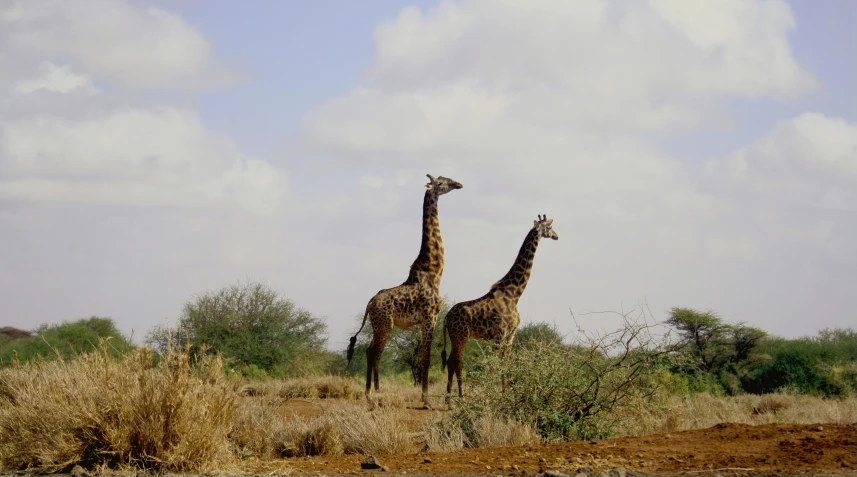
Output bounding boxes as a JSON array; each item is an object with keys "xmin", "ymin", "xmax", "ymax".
[
  {"xmin": 440, "ymin": 214, "xmax": 559, "ymax": 401},
  {"xmin": 347, "ymin": 174, "xmax": 463, "ymax": 409}
]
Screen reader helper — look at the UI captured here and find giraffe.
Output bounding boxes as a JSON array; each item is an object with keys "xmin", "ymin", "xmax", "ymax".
[
  {"xmin": 346, "ymin": 174, "xmax": 463, "ymax": 409},
  {"xmin": 440, "ymin": 214, "xmax": 559, "ymax": 402}
]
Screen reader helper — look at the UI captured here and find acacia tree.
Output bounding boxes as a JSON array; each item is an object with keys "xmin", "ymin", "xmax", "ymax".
[
  {"xmin": 666, "ymin": 306, "xmax": 769, "ymax": 394},
  {"xmin": 665, "ymin": 307, "xmax": 732, "ymax": 373},
  {"xmin": 146, "ymin": 280, "xmax": 328, "ymax": 377}
]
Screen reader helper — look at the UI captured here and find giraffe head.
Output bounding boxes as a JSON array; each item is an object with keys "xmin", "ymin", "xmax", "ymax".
[
  {"xmin": 533, "ymin": 214, "xmax": 559, "ymax": 240},
  {"xmin": 426, "ymin": 174, "xmax": 463, "ymax": 196}
]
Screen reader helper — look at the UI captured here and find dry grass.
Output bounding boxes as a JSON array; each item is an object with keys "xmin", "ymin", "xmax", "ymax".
[
  {"xmin": 232, "ymin": 398, "xmax": 415, "ymax": 458},
  {"xmin": 315, "ymin": 401, "xmax": 415, "ymax": 455},
  {"xmin": 423, "ymin": 414, "xmax": 541, "ymax": 452},
  {"xmin": 0, "ymin": 340, "xmax": 237, "ymax": 472},
  {"xmin": 238, "ymin": 375, "xmax": 362, "ymax": 400},
  {"xmin": 4, "ymin": 348, "xmax": 855, "ymax": 474},
  {"xmin": 619, "ymin": 392, "xmax": 857, "ymax": 436},
  {"xmin": 229, "ymin": 396, "xmax": 295, "ymax": 460}
]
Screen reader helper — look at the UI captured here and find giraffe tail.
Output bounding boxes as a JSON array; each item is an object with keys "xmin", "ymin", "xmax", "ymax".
[
  {"xmin": 346, "ymin": 307, "xmax": 370, "ymax": 367},
  {"xmin": 440, "ymin": 319, "xmax": 449, "ymax": 371}
]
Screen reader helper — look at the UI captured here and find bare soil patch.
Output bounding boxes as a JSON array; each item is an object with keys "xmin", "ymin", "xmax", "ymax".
[{"xmin": 263, "ymin": 421, "xmax": 856, "ymax": 473}]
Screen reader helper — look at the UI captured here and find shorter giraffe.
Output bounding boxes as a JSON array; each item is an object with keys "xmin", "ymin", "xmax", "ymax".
[{"xmin": 440, "ymin": 214, "xmax": 559, "ymax": 402}]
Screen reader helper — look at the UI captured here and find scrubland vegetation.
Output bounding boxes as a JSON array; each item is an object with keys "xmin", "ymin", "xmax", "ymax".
[{"xmin": 1, "ymin": 279, "xmax": 855, "ymax": 472}]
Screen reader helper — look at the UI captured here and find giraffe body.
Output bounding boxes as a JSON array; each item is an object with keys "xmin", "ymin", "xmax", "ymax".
[
  {"xmin": 441, "ymin": 215, "xmax": 559, "ymax": 402},
  {"xmin": 347, "ymin": 174, "xmax": 463, "ymax": 409}
]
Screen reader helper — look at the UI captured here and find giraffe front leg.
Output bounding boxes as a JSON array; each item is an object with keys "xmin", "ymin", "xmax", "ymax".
[{"xmin": 419, "ymin": 321, "xmax": 436, "ymax": 410}]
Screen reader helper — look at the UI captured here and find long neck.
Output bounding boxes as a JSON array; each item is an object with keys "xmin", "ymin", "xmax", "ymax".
[
  {"xmin": 489, "ymin": 228, "xmax": 541, "ymax": 301},
  {"xmin": 406, "ymin": 190, "xmax": 444, "ymax": 290}
]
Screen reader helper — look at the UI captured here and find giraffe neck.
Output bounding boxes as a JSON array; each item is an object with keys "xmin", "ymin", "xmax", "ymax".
[
  {"xmin": 406, "ymin": 189, "xmax": 444, "ymax": 290},
  {"xmin": 489, "ymin": 228, "xmax": 541, "ymax": 301}
]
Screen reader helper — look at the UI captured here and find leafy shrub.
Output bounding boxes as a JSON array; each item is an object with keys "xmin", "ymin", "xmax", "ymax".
[
  {"xmin": 745, "ymin": 328, "xmax": 857, "ymax": 398},
  {"xmin": 146, "ymin": 279, "xmax": 328, "ymax": 378},
  {"xmin": 0, "ymin": 317, "xmax": 133, "ymax": 368},
  {"xmin": 447, "ymin": 309, "xmax": 678, "ymax": 442}
]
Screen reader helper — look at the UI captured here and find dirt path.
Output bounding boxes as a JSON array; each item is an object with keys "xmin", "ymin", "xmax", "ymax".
[{"xmin": 265, "ymin": 422, "xmax": 855, "ymax": 474}]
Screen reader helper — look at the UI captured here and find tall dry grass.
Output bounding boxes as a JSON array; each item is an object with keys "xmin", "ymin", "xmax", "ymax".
[
  {"xmin": 0, "ymin": 340, "xmax": 237, "ymax": 472},
  {"xmin": 238, "ymin": 375, "xmax": 361, "ymax": 400},
  {"xmin": 619, "ymin": 392, "xmax": 857, "ymax": 436},
  {"xmin": 423, "ymin": 414, "xmax": 541, "ymax": 452},
  {"xmin": 231, "ymin": 399, "xmax": 416, "ymax": 458}
]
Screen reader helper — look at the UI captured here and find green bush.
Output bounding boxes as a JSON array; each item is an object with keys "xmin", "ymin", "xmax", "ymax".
[
  {"xmin": 0, "ymin": 317, "xmax": 133, "ymax": 368},
  {"xmin": 743, "ymin": 328, "xmax": 857, "ymax": 398},
  {"xmin": 146, "ymin": 280, "xmax": 328, "ymax": 379},
  {"xmin": 447, "ymin": 315, "xmax": 677, "ymax": 442}
]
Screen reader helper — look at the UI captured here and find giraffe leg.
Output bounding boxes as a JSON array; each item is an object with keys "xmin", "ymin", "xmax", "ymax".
[
  {"xmin": 373, "ymin": 338, "xmax": 387, "ymax": 392},
  {"xmin": 364, "ymin": 342, "xmax": 375, "ymax": 397},
  {"xmin": 365, "ymin": 334, "xmax": 388, "ymax": 397},
  {"xmin": 454, "ymin": 345, "xmax": 465, "ymax": 398},
  {"xmin": 419, "ymin": 327, "xmax": 435, "ymax": 410},
  {"xmin": 445, "ymin": 343, "xmax": 457, "ymax": 407}
]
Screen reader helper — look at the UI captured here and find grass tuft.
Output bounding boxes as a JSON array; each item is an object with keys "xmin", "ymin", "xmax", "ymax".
[{"xmin": 0, "ymin": 339, "xmax": 236, "ymax": 472}]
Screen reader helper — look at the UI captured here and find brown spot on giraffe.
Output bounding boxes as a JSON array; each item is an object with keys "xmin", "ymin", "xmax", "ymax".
[
  {"xmin": 440, "ymin": 214, "xmax": 559, "ymax": 403},
  {"xmin": 346, "ymin": 174, "xmax": 463, "ymax": 410}
]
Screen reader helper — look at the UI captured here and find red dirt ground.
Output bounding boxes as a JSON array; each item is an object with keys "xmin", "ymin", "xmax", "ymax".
[
  {"xmin": 262, "ymin": 399, "xmax": 856, "ymax": 475},
  {"xmin": 277, "ymin": 422, "xmax": 856, "ymax": 473}
]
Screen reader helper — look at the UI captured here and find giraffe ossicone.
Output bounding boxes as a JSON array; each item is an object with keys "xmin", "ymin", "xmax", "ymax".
[
  {"xmin": 440, "ymin": 214, "xmax": 558, "ymax": 406},
  {"xmin": 346, "ymin": 173, "xmax": 463, "ymax": 410}
]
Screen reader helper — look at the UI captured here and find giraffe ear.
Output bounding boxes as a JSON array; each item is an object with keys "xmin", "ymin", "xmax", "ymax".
[{"xmin": 546, "ymin": 218, "xmax": 554, "ymax": 225}]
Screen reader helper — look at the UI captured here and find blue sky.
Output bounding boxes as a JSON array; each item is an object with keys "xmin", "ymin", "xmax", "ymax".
[{"xmin": 1, "ymin": 0, "xmax": 855, "ymax": 348}]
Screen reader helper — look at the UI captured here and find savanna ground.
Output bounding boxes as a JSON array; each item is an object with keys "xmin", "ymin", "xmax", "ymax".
[
  {"xmin": 2, "ymin": 345, "xmax": 853, "ymax": 477},
  {"xmin": 2, "ymin": 291, "xmax": 856, "ymax": 477},
  {"xmin": 230, "ymin": 379, "xmax": 857, "ymax": 475}
]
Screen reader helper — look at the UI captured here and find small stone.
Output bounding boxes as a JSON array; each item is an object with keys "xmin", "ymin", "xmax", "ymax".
[
  {"xmin": 423, "ymin": 458, "xmax": 432, "ymax": 464},
  {"xmin": 589, "ymin": 440, "xmax": 598, "ymax": 445},
  {"xmin": 815, "ymin": 426, "xmax": 824, "ymax": 432},
  {"xmin": 545, "ymin": 470, "xmax": 570, "ymax": 477},
  {"xmin": 539, "ymin": 457, "xmax": 547, "ymax": 463},
  {"xmin": 361, "ymin": 455, "xmax": 382, "ymax": 470},
  {"xmin": 575, "ymin": 467, "xmax": 593, "ymax": 476},
  {"xmin": 71, "ymin": 465, "xmax": 90, "ymax": 477}
]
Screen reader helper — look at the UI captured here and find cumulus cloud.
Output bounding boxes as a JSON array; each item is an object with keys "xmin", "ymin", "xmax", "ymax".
[
  {"xmin": 0, "ymin": 108, "xmax": 287, "ymax": 215},
  {"xmin": 704, "ymin": 113, "xmax": 857, "ymax": 211},
  {"xmin": 0, "ymin": 0, "xmax": 286, "ymax": 217},
  {"xmin": 303, "ymin": 0, "xmax": 817, "ymax": 157},
  {"xmin": 0, "ymin": 0, "xmax": 239, "ymax": 90},
  {"xmin": 11, "ymin": 61, "xmax": 99, "ymax": 96}
]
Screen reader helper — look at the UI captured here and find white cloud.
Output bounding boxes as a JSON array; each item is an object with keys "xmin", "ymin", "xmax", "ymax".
[
  {"xmin": 11, "ymin": 61, "xmax": 99, "ymax": 96},
  {"xmin": 704, "ymin": 113, "xmax": 857, "ymax": 211},
  {"xmin": 360, "ymin": 175, "xmax": 384, "ymax": 189},
  {"xmin": 0, "ymin": 0, "xmax": 238, "ymax": 90},
  {"xmin": 0, "ymin": 108, "xmax": 287, "ymax": 216},
  {"xmin": 303, "ymin": 0, "xmax": 816, "ymax": 156}
]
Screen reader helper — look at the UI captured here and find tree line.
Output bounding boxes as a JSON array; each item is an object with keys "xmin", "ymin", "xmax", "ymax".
[{"xmin": 1, "ymin": 280, "xmax": 855, "ymax": 398}]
